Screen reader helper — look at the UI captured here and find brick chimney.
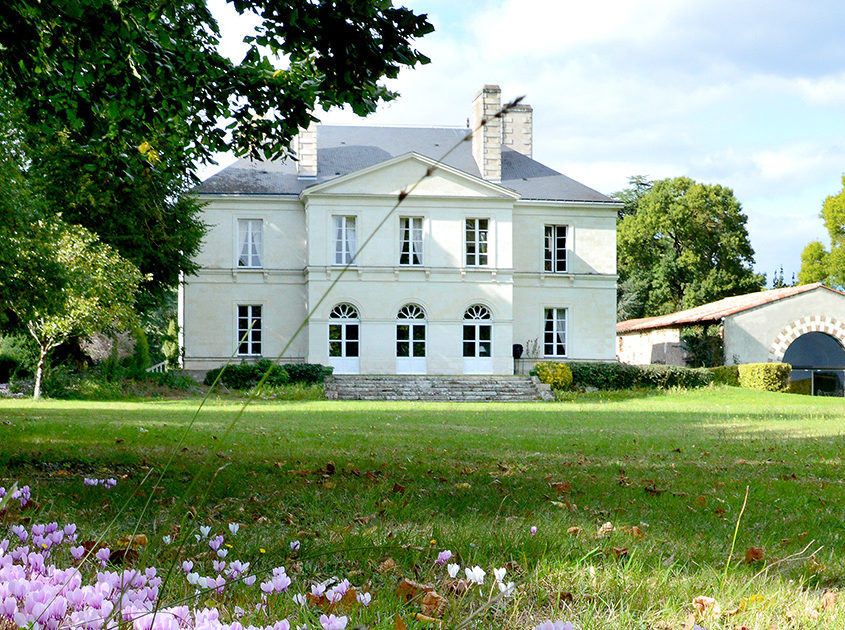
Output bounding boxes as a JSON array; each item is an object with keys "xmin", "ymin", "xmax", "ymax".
[
  {"xmin": 293, "ymin": 120, "xmax": 318, "ymax": 178},
  {"xmin": 470, "ymin": 85, "xmax": 502, "ymax": 182},
  {"xmin": 502, "ymin": 103, "xmax": 533, "ymax": 158}
]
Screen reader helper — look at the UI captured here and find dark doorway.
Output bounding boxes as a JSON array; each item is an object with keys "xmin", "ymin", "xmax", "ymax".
[{"xmin": 783, "ymin": 332, "xmax": 845, "ymax": 396}]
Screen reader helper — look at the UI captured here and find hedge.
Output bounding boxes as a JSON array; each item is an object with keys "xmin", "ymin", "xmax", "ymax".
[
  {"xmin": 532, "ymin": 361, "xmax": 711, "ymax": 391},
  {"xmin": 709, "ymin": 365, "xmax": 740, "ymax": 387},
  {"xmin": 203, "ymin": 361, "xmax": 333, "ymax": 389},
  {"xmin": 737, "ymin": 362, "xmax": 791, "ymax": 392}
]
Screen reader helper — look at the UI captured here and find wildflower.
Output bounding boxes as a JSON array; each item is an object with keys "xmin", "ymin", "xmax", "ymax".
[
  {"xmin": 244, "ymin": 575, "xmax": 257, "ymax": 586},
  {"xmin": 465, "ymin": 566, "xmax": 485, "ymax": 585},
  {"xmin": 228, "ymin": 523, "xmax": 240, "ymax": 535},
  {"xmin": 162, "ymin": 535, "xmax": 172, "ymax": 545},
  {"xmin": 530, "ymin": 526, "xmax": 538, "ymax": 536},
  {"xmin": 447, "ymin": 563, "xmax": 460, "ymax": 578},
  {"xmin": 209, "ymin": 535, "xmax": 224, "ymax": 551},
  {"xmin": 290, "ymin": 540, "xmax": 301, "ymax": 551},
  {"xmin": 213, "ymin": 560, "xmax": 226, "ymax": 573},
  {"xmin": 319, "ymin": 614, "xmax": 347, "ymax": 630},
  {"xmin": 186, "ymin": 572, "xmax": 200, "ymax": 586},
  {"xmin": 182, "ymin": 560, "xmax": 194, "ymax": 573},
  {"xmin": 216, "ymin": 548, "xmax": 228, "ymax": 559},
  {"xmin": 95, "ymin": 547, "xmax": 110, "ymax": 568},
  {"xmin": 199, "ymin": 525, "xmax": 211, "ymax": 538},
  {"xmin": 326, "ymin": 589, "xmax": 343, "ymax": 604},
  {"xmin": 534, "ymin": 623, "xmax": 573, "ymax": 630},
  {"xmin": 311, "ymin": 583, "xmax": 326, "ymax": 598},
  {"xmin": 357, "ymin": 591, "xmax": 372, "ymax": 606},
  {"xmin": 293, "ymin": 593, "xmax": 307, "ymax": 606},
  {"xmin": 498, "ymin": 581, "xmax": 516, "ymax": 597},
  {"xmin": 70, "ymin": 545, "xmax": 85, "ymax": 560},
  {"xmin": 11, "ymin": 525, "xmax": 27, "ymax": 543},
  {"xmin": 84, "ymin": 478, "xmax": 99, "ymax": 487},
  {"xmin": 259, "ymin": 548, "xmax": 266, "ymax": 554},
  {"xmin": 493, "ymin": 567, "xmax": 506, "ymax": 583},
  {"xmin": 435, "ymin": 549, "xmax": 452, "ymax": 565},
  {"xmin": 104, "ymin": 478, "xmax": 117, "ymax": 488},
  {"xmin": 234, "ymin": 606, "xmax": 245, "ymax": 618}
]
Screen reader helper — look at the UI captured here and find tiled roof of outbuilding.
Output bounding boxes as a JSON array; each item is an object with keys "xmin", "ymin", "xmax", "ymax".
[
  {"xmin": 616, "ymin": 283, "xmax": 845, "ymax": 334},
  {"xmin": 194, "ymin": 125, "xmax": 614, "ymax": 203}
]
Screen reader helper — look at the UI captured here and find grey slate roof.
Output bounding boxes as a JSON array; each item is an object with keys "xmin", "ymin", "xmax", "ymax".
[{"xmin": 195, "ymin": 125, "xmax": 614, "ymax": 203}]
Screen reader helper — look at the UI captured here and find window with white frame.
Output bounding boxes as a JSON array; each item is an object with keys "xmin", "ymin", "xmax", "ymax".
[
  {"xmin": 399, "ymin": 217, "xmax": 423, "ymax": 265},
  {"xmin": 544, "ymin": 225, "xmax": 567, "ymax": 273},
  {"xmin": 465, "ymin": 218, "xmax": 489, "ymax": 266},
  {"xmin": 333, "ymin": 216, "xmax": 357, "ymax": 265},
  {"xmin": 238, "ymin": 219, "xmax": 263, "ymax": 268},
  {"xmin": 237, "ymin": 305, "xmax": 262, "ymax": 356},
  {"xmin": 543, "ymin": 308, "xmax": 567, "ymax": 357}
]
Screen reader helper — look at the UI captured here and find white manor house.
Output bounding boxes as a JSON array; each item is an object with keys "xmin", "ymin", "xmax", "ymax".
[{"xmin": 181, "ymin": 86, "xmax": 620, "ymax": 375}]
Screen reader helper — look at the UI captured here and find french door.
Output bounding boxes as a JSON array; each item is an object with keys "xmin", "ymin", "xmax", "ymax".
[
  {"xmin": 396, "ymin": 304, "xmax": 426, "ymax": 374},
  {"xmin": 328, "ymin": 303, "xmax": 360, "ymax": 374},
  {"xmin": 462, "ymin": 304, "xmax": 493, "ymax": 374}
]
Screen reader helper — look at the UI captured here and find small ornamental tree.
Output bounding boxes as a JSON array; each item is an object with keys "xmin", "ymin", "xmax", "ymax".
[{"xmin": 19, "ymin": 223, "xmax": 143, "ymax": 399}]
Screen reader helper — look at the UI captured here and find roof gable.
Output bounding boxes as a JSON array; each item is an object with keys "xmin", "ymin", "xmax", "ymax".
[{"xmin": 300, "ymin": 152, "xmax": 520, "ymax": 199}]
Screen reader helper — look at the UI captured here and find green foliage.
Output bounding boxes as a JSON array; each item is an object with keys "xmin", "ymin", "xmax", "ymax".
[
  {"xmin": 563, "ymin": 361, "xmax": 711, "ymax": 390},
  {"xmin": 798, "ymin": 241, "xmax": 830, "ymax": 285},
  {"xmin": 282, "ymin": 362, "xmax": 334, "ymax": 384},
  {"xmin": 615, "ymin": 176, "xmax": 764, "ymax": 319},
  {"xmin": 680, "ymin": 325, "xmax": 724, "ymax": 367},
  {"xmin": 0, "ymin": 335, "xmax": 37, "ymax": 376},
  {"xmin": 709, "ymin": 365, "xmax": 740, "ymax": 387},
  {"xmin": 128, "ymin": 327, "xmax": 151, "ymax": 377},
  {"xmin": 788, "ymin": 377, "xmax": 812, "ymax": 396},
  {"xmin": 161, "ymin": 319, "xmax": 181, "ymax": 369},
  {"xmin": 0, "ymin": 356, "xmax": 20, "ymax": 382},
  {"xmin": 203, "ymin": 361, "xmax": 289, "ymax": 390},
  {"xmin": 531, "ymin": 362, "xmax": 574, "ymax": 390},
  {"xmin": 797, "ymin": 176, "xmax": 845, "ymax": 288},
  {"xmin": 737, "ymin": 362, "xmax": 791, "ymax": 392},
  {"xmin": 138, "ymin": 370, "xmax": 200, "ymax": 391}
]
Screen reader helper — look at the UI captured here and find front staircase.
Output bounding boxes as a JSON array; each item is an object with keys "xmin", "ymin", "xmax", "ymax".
[{"xmin": 324, "ymin": 375, "xmax": 553, "ymax": 402}]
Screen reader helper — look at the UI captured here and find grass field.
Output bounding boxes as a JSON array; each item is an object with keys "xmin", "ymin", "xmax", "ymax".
[{"xmin": 0, "ymin": 387, "xmax": 843, "ymax": 629}]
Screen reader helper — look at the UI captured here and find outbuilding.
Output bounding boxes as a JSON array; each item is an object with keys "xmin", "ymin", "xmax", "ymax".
[{"xmin": 616, "ymin": 283, "xmax": 845, "ymax": 396}]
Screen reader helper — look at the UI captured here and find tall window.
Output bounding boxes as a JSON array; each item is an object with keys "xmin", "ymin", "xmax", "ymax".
[
  {"xmin": 238, "ymin": 219, "xmax": 262, "ymax": 268},
  {"xmin": 399, "ymin": 217, "xmax": 423, "ymax": 265},
  {"xmin": 237, "ymin": 305, "xmax": 262, "ymax": 356},
  {"xmin": 544, "ymin": 308, "xmax": 567, "ymax": 357},
  {"xmin": 329, "ymin": 303, "xmax": 359, "ymax": 358},
  {"xmin": 396, "ymin": 304, "xmax": 426, "ymax": 358},
  {"xmin": 463, "ymin": 304, "xmax": 492, "ymax": 358},
  {"xmin": 334, "ymin": 216, "xmax": 357, "ymax": 265},
  {"xmin": 465, "ymin": 218, "xmax": 489, "ymax": 266},
  {"xmin": 544, "ymin": 225, "xmax": 567, "ymax": 273}
]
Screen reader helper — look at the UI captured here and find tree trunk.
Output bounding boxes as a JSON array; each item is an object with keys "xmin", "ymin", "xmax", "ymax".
[{"xmin": 33, "ymin": 347, "xmax": 48, "ymax": 400}]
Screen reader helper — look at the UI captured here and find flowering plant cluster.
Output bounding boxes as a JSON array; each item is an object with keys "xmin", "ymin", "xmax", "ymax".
[
  {"xmin": 0, "ymin": 485, "xmax": 32, "ymax": 508},
  {"xmin": 83, "ymin": 479, "xmax": 118, "ymax": 489}
]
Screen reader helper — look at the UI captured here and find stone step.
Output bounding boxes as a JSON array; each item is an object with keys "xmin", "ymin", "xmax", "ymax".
[{"xmin": 324, "ymin": 375, "xmax": 552, "ymax": 402}]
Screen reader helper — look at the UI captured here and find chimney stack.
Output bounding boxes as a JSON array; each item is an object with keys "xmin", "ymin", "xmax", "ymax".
[
  {"xmin": 502, "ymin": 104, "xmax": 533, "ymax": 158},
  {"xmin": 470, "ymin": 85, "xmax": 502, "ymax": 182},
  {"xmin": 294, "ymin": 119, "xmax": 318, "ymax": 178}
]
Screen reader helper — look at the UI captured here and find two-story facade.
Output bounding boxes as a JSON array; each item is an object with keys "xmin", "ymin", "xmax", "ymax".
[{"xmin": 181, "ymin": 86, "xmax": 620, "ymax": 375}]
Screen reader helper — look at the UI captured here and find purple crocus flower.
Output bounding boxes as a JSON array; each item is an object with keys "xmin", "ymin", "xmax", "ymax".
[{"xmin": 435, "ymin": 549, "xmax": 452, "ymax": 564}]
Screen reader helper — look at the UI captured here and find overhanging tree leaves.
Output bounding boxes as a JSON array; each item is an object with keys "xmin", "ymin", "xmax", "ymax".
[
  {"xmin": 798, "ymin": 176, "xmax": 845, "ymax": 288},
  {"xmin": 615, "ymin": 176, "xmax": 764, "ymax": 319},
  {"xmin": 0, "ymin": 1, "xmax": 433, "ymax": 309}
]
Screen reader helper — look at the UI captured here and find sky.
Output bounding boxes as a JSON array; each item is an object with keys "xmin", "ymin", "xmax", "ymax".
[{"xmin": 205, "ymin": 0, "xmax": 845, "ymax": 283}]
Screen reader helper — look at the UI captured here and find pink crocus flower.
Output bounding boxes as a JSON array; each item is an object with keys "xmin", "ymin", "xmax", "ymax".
[
  {"xmin": 435, "ymin": 549, "xmax": 452, "ymax": 564},
  {"xmin": 530, "ymin": 526, "xmax": 538, "ymax": 536}
]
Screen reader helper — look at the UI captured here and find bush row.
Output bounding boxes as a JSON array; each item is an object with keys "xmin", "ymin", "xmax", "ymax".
[
  {"xmin": 737, "ymin": 362, "xmax": 791, "ymax": 392},
  {"xmin": 532, "ymin": 361, "xmax": 712, "ymax": 390},
  {"xmin": 203, "ymin": 361, "xmax": 332, "ymax": 389}
]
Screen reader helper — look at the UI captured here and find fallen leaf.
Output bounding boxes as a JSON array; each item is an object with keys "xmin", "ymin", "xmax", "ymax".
[
  {"xmin": 644, "ymin": 485, "xmax": 666, "ymax": 495},
  {"xmin": 322, "ymin": 481, "xmax": 336, "ymax": 489},
  {"xmin": 420, "ymin": 590, "xmax": 447, "ymax": 617},
  {"xmin": 116, "ymin": 534, "xmax": 148, "ymax": 548},
  {"xmin": 550, "ymin": 481, "xmax": 571, "ymax": 494},
  {"xmin": 395, "ymin": 615, "xmax": 408, "ymax": 630},
  {"xmin": 597, "ymin": 522, "xmax": 614, "ymax": 537},
  {"xmin": 692, "ymin": 595, "xmax": 721, "ymax": 618},
  {"xmin": 454, "ymin": 482, "xmax": 471, "ymax": 489},
  {"xmin": 744, "ymin": 546, "xmax": 765, "ymax": 563},
  {"xmin": 631, "ymin": 525, "xmax": 644, "ymax": 538},
  {"xmin": 414, "ymin": 613, "xmax": 441, "ymax": 623},
  {"xmin": 822, "ymin": 591, "xmax": 838, "ymax": 611},
  {"xmin": 566, "ymin": 526, "xmax": 582, "ymax": 536},
  {"xmin": 378, "ymin": 558, "xmax": 396, "ymax": 573},
  {"xmin": 612, "ymin": 546, "xmax": 629, "ymax": 558},
  {"xmin": 444, "ymin": 579, "xmax": 469, "ymax": 595},
  {"xmin": 694, "ymin": 495, "xmax": 708, "ymax": 508},
  {"xmin": 683, "ymin": 612, "xmax": 696, "ymax": 630},
  {"xmin": 392, "ymin": 482, "xmax": 406, "ymax": 495},
  {"xmin": 397, "ymin": 579, "xmax": 434, "ymax": 602}
]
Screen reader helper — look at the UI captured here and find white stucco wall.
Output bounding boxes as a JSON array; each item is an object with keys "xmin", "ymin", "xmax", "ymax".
[
  {"xmin": 724, "ymin": 288, "xmax": 845, "ymax": 364},
  {"xmin": 616, "ymin": 328, "xmax": 685, "ymax": 366}
]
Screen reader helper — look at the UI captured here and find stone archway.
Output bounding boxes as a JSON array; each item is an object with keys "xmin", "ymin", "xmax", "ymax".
[{"xmin": 768, "ymin": 315, "xmax": 845, "ymax": 362}]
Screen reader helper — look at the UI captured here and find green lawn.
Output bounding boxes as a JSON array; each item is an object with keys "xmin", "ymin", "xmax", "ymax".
[{"xmin": 0, "ymin": 387, "xmax": 843, "ymax": 629}]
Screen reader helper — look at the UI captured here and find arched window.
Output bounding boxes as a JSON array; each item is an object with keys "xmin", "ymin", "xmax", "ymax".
[
  {"xmin": 397, "ymin": 304, "xmax": 426, "ymax": 364},
  {"xmin": 463, "ymin": 305, "xmax": 492, "ymax": 359},
  {"xmin": 329, "ymin": 303, "xmax": 359, "ymax": 362}
]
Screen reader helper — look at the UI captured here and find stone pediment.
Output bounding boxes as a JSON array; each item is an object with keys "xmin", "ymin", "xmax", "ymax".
[{"xmin": 300, "ymin": 152, "xmax": 520, "ymax": 200}]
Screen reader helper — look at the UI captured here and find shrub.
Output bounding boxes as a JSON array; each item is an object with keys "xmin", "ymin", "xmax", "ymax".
[
  {"xmin": 559, "ymin": 361, "xmax": 711, "ymax": 391},
  {"xmin": 0, "ymin": 356, "xmax": 21, "ymax": 382},
  {"xmin": 709, "ymin": 365, "xmax": 740, "ymax": 387},
  {"xmin": 142, "ymin": 370, "xmax": 199, "ymax": 390},
  {"xmin": 737, "ymin": 362, "xmax": 791, "ymax": 392},
  {"xmin": 161, "ymin": 319, "xmax": 181, "ymax": 368},
  {"xmin": 0, "ymin": 335, "xmax": 37, "ymax": 376},
  {"xmin": 788, "ymin": 377, "xmax": 812, "ymax": 396},
  {"xmin": 203, "ymin": 361, "xmax": 290, "ymax": 390},
  {"xmin": 127, "ymin": 327, "xmax": 151, "ymax": 377},
  {"xmin": 532, "ymin": 362, "xmax": 573, "ymax": 390},
  {"xmin": 282, "ymin": 363, "xmax": 333, "ymax": 384},
  {"xmin": 680, "ymin": 325, "xmax": 724, "ymax": 367}
]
